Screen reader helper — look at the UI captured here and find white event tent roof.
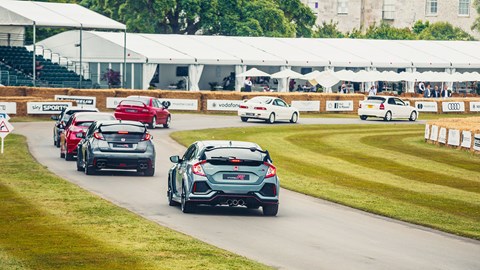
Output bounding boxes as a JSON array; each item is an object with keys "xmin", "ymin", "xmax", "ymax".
[{"xmin": 0, "ymin": 0, "xmax": 125, "ymax": 29}]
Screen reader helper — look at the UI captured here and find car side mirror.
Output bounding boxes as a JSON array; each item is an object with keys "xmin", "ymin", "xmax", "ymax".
[
  {"xmin": 162, "ymin": 101, "xmax": 171, "ymax": 109},
  {"xmin": 170, "ymin": 155, "xmax": 181, "ymax": 163},
  {"xmin": 76, "ymin": 131, "xmax": 86, "ymax": 138},
  {"xmin": 51, "ymin": 115, "xmax": 59, "ymax": 121}
]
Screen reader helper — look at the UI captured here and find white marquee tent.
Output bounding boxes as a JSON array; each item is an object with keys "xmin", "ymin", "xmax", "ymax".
[{"xmin": 37, "ymin": 30, "xmax": 480, "ymax": 91}]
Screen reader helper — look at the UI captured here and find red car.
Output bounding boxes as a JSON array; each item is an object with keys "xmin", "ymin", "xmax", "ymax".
[
  {"xmin": 60, "ymin": 112, "xmax": 116, "ymax": 161},
  {"xmin": 114, "ymin": 96, "xmax": 171, "ymax": 129}
]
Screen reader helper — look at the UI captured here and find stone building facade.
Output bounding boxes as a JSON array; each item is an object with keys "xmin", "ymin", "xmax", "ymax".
[{"xmin": 303, "ymin": 0, "xmax": 479, "ymax": 38}]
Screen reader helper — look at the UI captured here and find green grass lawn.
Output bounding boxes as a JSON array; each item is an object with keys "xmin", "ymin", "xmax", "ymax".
[
  {"xmin": 0, "ymin": 134, "xmax": 271, "ymax": 270},
  {"xmin": 171, "ymin": 124, "xmax": 480, "ymax": 240}
]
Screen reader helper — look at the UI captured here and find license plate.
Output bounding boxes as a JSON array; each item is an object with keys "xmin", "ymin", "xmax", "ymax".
[
  {"xmin": 113, "ymin": 143, "xmax": 132, "ymax": 148},
  {"xmin": 246, "ymin": 113, "xmax": 254, "ymax": 116},
  {"xmin": 125, "ymin": 109, "xmax": 137, "ymax": 113},
  {"xmin": 367, "ymin": 105, "xmax": 374, "ymax": 108},
  {"xmin": 223, "ymin": 174, "xmax": 250, "ymax": 180}
]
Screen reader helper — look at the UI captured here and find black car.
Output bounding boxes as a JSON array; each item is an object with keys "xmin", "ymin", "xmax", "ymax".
[
  {"xmin": 51, "ymin": 106, "xmax": 99, "ymax": 147},
  {"xmin": 76, "ymin": 120, "xmax": 155, "ymax": 176}
]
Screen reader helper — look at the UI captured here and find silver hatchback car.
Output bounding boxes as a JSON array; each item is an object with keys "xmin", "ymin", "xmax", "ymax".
[{"xmin": 168, "ymin": 140, "xmax": 280, "ymax": 216}]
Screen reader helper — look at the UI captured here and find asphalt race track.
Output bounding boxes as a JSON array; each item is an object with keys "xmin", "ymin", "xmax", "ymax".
[{"xmin": 14, "ymin": 115, "xmax": 480, "ymax": 270}]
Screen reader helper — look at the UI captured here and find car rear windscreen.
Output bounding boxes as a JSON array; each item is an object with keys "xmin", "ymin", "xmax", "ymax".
[
  {"xmin": 249, "ymin": 97, "xmax": 273, "ymax": 104},
  {"xmin": 120, "ymin": 100, "xmax": 147, "ymax": 107},
  {"xmin": 366, "ymin": 97, "xmax": 386, "ymax": 103},
  {"xmin": 125, "ymin": 97, "xmax": 151, "ymax": 106},
  {"xmin": 204, "ymin": 148, "xmax": 265, "ymax": 161},
  {"xmin": 76, "ymin": 114, "xmax": 114, "ymax": 121}
]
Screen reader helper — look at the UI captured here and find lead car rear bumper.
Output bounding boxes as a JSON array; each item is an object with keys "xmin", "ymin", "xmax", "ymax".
[{"xmin": 188, "ymin": 191, "xmax": 278, "ymax": 206}]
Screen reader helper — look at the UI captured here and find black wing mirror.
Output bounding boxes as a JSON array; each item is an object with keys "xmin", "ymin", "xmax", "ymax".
[{"xmin": 170, "ymin": 155, "xmax": 181, "ymax": 163}]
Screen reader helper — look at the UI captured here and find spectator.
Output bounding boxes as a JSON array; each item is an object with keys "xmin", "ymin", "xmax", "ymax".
[
  {"xmin": 289, "ymin": 79, "xmax": 296, "ymax": 91},
  {"xmin": 417, "ymin": 81, "xmax": 425, "ymax": 95},
  {"xmin": 243, "ymin": 77, "xmax": 252, "ymax": 92},
  {"xmin": 35, "ymin": 61, "xmax": 43, "ymax": 77},
  {"xmin": 441, "ymin": 84, "xmax": 452, "ymax": 98},
  {"xmin": 424, "ymin": 84, "xmax": 431, "ymax": 98},
  {"xmin": 368, "ymin": 85, "xmax": 377, "ymax": 96},
  {"xmin": 340, "ymin": 83, "xmax": 347, "ymax": 94},
  {"xmin": 432, "ymin": 85, "xmax": 440, "ymax": 98}
]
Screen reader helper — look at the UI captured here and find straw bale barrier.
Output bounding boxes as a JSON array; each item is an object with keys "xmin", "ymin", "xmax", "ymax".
[
  {"xmin": 425, "ymin": 117, "xmax": 480, "ymax": 153},
  {"xmin": 0, "ymin": 86, "xmax": 27, "ymax": 96}
]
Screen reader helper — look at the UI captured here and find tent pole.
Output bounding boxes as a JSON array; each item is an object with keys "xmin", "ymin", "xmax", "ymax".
[
  {"xmin": 79, "ymin": 26, "xmax": 83, "ymax": 88},
  {"xmin": 33, "ymin": 23, "xmax": 36, "ymax": 87},
  {"xmin": 123, "ymin": 29, "xmax": 127, "ymax": 88}
]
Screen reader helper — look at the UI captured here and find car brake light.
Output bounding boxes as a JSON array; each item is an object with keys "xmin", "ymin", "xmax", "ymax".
[
  {"xmin": 254, "ymin": 107, "xmax": 267, "ymax": 110},
  {"xmin": 192, "ymin": 161, "xmax": 206, "ymax": 176},
  {"xmin": 239, "ymin": 105, "xmax": 248, "ymax": 109},
  {"xmin": 118, "ymin": 131, "xmax": 129, "ymax": 134},
  {"xmin": 142, "ymin": 133, "xmax": 152, "ymax": 141},
  {"xmin": 93, "ymin": 132, "xmax": 104, "ymax": 140},
  {"xmin": 230, "ymin": 159, "xmax": 241, "ymax": 163},
  {"xmin": 379, "ymin": 103, "xmax": 385, "ymax": 110},
  {"xmin": 142, "ymin": 109, "xmax": 149, "ymax": 113},
  {"xmin": 264, "ymin": 162, "xmax": 276, "ymax": 178}
]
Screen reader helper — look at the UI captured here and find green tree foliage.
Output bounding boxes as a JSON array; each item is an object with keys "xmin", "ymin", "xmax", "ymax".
[
  {"xmin": 363, "ymin": 22, "xmax": 416, "ymax": 40},
  {"xmin": 417, "ymin": 21, "xmax": 474, "ymax": 40},
  {"xmin": 412, "ymin": 20, "xmax": 430, "ymax": 34},
  {"xmin": 314, "ymin": 21, "xmax": 345, "ymax": 38},
  {"xmin": 472, "ymin": 0, "xmax": 480, "ymax": 32}
]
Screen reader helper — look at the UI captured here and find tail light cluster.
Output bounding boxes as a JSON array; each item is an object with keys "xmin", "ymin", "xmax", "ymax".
[
  {"xmin": 192, "ymin": 160, "xmax": 207, "ymax": 176},
  {"xmin": 379, "ymin": 103, "xmax": 385, "ymax": 110},
  {"xmin": 93, "ymin": 132, "xmax": 104, "ymax": 140},
  {"xmin": 142, "ymin": 133, "xmax": 152, "ymax": 141},
  {"xmin": 254, "ymin": 107, "xmax": 267, "ymax": 110},
  {"xmin": 239, "ymin": 105, "xmax": 248, "ymax": 109},
  {"xmin": 264, "ymin": 162, "xmax": 276, "ymax": 178}
]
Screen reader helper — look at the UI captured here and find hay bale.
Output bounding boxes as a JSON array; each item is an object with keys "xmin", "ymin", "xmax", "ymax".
[
  {"xmin": 115, "ymin": 89, "xmax": 162, "ymax": 98},
  {"xmin": 25, "ymin": 87, "xmax": 70, "ymax": 98},
  {"xmin": 0, "ymin": 86, "xmax": 27, "ymax": 97}
]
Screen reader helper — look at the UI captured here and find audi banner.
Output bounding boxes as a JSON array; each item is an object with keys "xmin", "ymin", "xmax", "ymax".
[{"xmin": 442, "ymin": 102, "xmax": 465, "ymax": 112}]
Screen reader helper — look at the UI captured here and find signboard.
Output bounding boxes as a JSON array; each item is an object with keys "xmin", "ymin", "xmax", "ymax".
[
  {"xmin": 461, "ymin": 131, "xmax": 472, "ymax": 148},
  {"xmin": 469, "ymin": 102, "xmax": 480, "ymax": 112},
  {"xmin": 415, "ymin": 101, "xmax": 438, "ymax": 112},
  {"xmin": 0, "ymin": 102, "xmax": 16, "ymax": 114},
  {"xmin": 207, "ymin": 100, "xmax": 244, "ymax": 111},
  {"xmin": 158, "ymin": 98, "xmax": 198, "ymax": 111},
  {"xmin": 438, "ymin": 127, "xmax": 447, "ymax": 144},
  {"xmin": 441, "ymin": 101, "xmax": 465, "ymax": 112},
  {"xmin": 0, "ymin": 113, "xmax": 10, "ymax": 121},
  {"xmin": 326, "ymin": 100, "xmax": 354, "ymax": 112},
  {"xmin": 106, "ymin": 97, "xmax": 198, "ymax": 111},
  {"xmin": 424, "ymin": 124, "xmax": 430, "ymax": 140},
  {"xmin": 474, "ymin": 134, "xmax": 480, "ymax": 151},
  {"xmin": 55, "ymin": 95, "xmax": 96, "ymax": 107},
  {"xmin": 291, "ymin": 101, "xmax": 320, "ymax": 112},
  {"xmin": 0, "ymin": 119, "xmax": 14, "ymax": 154},
  {"xmin": 27, "ymin": 102, "xmax": 72, "ymax": 114},
  {"xmin": 429, "ymin": 125, "xmax": 439, "ymax": 141},
  {"xmin": 447, "ymin": 129, "xmax": 460, "ymax": 146}
]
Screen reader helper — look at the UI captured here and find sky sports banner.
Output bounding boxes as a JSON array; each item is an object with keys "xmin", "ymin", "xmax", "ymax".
[
  {"xmin": 438, "ymin": 127, "xmax": 447, "ymax": 144},
  {"xmin": 0, "ymin": 102, "xmax": 17, "ymax": 114},
  {"xmin": 207, "ymin": 100, "xmax": 244, "ymax": 111},
  {"xmin": 106, "ymin": 97, "xmax": 198, "ymax": 110},
  {"xmin": 441, "ymin": 101, "xmax": 465, "ymax": 113},
  {"xmin": 470, "ymin": 102, "xmax": 480, "ymax": 112},
  {"xmin": 447, "ymin": 129, "xmax": 461, "ymax": 146},
  {"xmin": 474, "ymin": 134, "xmax": 480, "ymax": 151},
  {"xmin": 27, "ymin": 102, "xmax": 72, "ymax": 114},
  {"xmin": 326, "ymin": 100, "xmax": 353, "ymax": 112},
  {"xmin": 291, "ymin": 101, "xmax": 320, "ymax": 112},
  {"xmin": 461, "ymin": 131, "xmax": 472, "ymax": 148},
  {"xmin": 415, "ymin": 101, "xmax": 438, "ymax": 112},
  {"xmin": 55, "ymin": 95, "xmax": 96, "ymax": 107}
]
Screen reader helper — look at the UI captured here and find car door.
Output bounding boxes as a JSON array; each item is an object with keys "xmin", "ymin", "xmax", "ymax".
[
  {"xmin": 394, "ymin": 98, "xmax": 409, "ymax": 118},
  {"xmin": 78, "ymin": 122, "xmax": 97, "ymax": 166},
  {"xmin": 153, "ymin": 99, "xmax": 168, "ymax": 123},
  {"xmin": 386, "ymin": 98, "xmax": 400, "ymax": 118},
  {"xmin": 175, "ymin": 144, "xmax": 197, "ymax": 195},
  {"xmin": 272, "ymin": 99, "xmax": 289, "ymax": 120}
]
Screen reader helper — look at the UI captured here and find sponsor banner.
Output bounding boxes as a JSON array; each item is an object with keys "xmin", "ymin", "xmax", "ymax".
[
  {"xmin": 424, "ymin": 124, "xmax": 430, "ymax": 140},
  {"xmin": 158, "ymin": 98, "xmax": 198, "ymax": 111},
  {"xmin": 0, "ymin": 102, "xmax": 17, "ymax": 114},
  {"xmin": 429, "ymin": 125, "xmax": 439, "ymax": 141},
  {"xmin": 291, "ymin": 100, "xmax": 320, "ymax": 112},
  {"xmin": 447, "ymin": 129, "xmax": 461, "ymax": 146},
  {"xmin": 207, "ymin": 100, "xmax": 244, "ymax": 111},
  {"xmin": 469, "ymin": 102, "xmax": 480, "ymax": 112},
  {"xmin": 106, "ymin": 97, "xmax": 126, "ymax": 109},
  {"xmin": 55, "ymin": 95, "xmax": 96, "ymax": 107},
  {"xmin": 474, "ymin": 134, "xmax": 480, "ymax": 151},
  {"xmin": 415, "ymin": 101, "xmax": 438, "ymax": 112},
  {"xmin": 27, "ymin": 102, "xmax": 72, "ymax": 114},
  {"xmin": 461, "ymin": 131, "xmax": 472, "ymax": 148},
  {"xmin": 441, "ymin": 102, "xmax": 465, "ymax": 112},
  {"xmin": 438, "ymin": 127, "xmax": 447, "ymax": 144},
  {"xmin": 326, "ymin": 100, "xmax": 354, "ymax": 112}
]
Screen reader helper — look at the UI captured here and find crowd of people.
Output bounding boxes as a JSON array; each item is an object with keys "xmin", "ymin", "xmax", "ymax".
[{"xmin": 416, "ymin": 81, "xmax": 452, "ymax": 98}]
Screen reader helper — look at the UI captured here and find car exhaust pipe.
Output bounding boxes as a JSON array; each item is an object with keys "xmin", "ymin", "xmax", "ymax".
[
  {"xmin": 232, "ymin": 200, "xmax": 238, "ymax": 206},
  {"xmin": 139, "ymin": 163, "xmax": 148, "ymax": 170},
  {"xmin": 97, "ymin": 161, "xmax": 106, "ymax": 169},
  {"xmin": 238, "ymin": 200, "xmax": 245, "ymax": 206},
  {"xmin": 226, "ymin": 200, "xmax": 233, "ymax": 206}
]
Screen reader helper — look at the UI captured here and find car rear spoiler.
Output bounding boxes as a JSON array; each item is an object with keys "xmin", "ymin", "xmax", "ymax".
[{"xmin": 203, "ymin": 146, "xmax": 273, "ymax": 163}]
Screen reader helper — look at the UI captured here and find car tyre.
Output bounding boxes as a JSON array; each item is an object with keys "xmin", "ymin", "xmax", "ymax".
[
  {"xmin": 84, "ymin": 154, "xmax": 96, "ymax": 175},
  {"xmin": 167, "ymin": 182, "xmax": 179, "ymax": 206},
  {"xmin": 360, "ymin": 115, "xmax": 367, "ymax": 120},
  {"xmin": 181, "ymin": 184, "xmax": 195, "ymax": 213},
  {"xmin": 409, "ymin": 111, "xmax": 417, "ymax": 121},
  {"xmin": 267, "ymin": 113, "xmax": 275, "ymax": 124},
  {"xmin": 144, "ymin": 166, "xmax": 155, "ymax": 177},
  {"xmin": 163, "ymin": 115, "xmax": 171, "ymax": 128},
  {"xmin": 263, "ymin": 204, "xmax": 278, "ymax": 216},
  {"xmin": 76, "ymin": 157, "xmax": 83, "ymax": 171},
  {"xmin": 384, "ymin": 111, "xmax": 392, "ymax": 121},
  {"xmin": 240, "ymin": 117, "xmax": 248, "ymax": 122},
  {"xmin": 149, "ymin": 116, "xmax": 157, "ymax": 129},
  {"xmin": 65, "ymin": 153, "xmax": 75, "ymax": 161},
  {"xmin": 290, "ymin": 112, "xmax": 298, "ymax": 123}
]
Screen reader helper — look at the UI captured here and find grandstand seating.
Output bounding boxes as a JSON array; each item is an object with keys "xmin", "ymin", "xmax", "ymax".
[{"xmin": 0, "ymin": 45, "xmax": 91, "ymax": 88}]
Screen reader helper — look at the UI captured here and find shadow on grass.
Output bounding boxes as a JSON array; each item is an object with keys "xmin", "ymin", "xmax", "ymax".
[{"xmin": 0, "ymin": 183, "xmax": 142, "ymax": 270}]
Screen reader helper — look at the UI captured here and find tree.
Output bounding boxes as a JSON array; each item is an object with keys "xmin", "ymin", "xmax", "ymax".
[
  {"xmin": 363, "ymin": 22, "xmax": 416, "ymax": 40},
  {"xmin": 314, "ymin": 21, "xmax": 345, "ymax": 38},
  {"xmin": 471, "ymin": 0, "xmax": 480, "ymax": 32},
  {"xmin": 275, "ymin": 0, "xmax": 316, "ymax": 37},
  {"xmin": 417, "ymin": 21, "xmax": 474, "ymax": 41},
  {"xmin": 412, "ymin": 20, "xmax": 429, "ymax": 34}
]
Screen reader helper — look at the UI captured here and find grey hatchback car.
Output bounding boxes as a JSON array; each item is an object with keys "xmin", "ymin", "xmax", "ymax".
[{"xmin": 168, "ymin": 140, "xmax": 280, "ymax": 216}]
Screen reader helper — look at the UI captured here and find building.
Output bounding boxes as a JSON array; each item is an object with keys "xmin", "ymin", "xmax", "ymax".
[{"xmin": 303, "ymin": 0, "xmax": 479, "ymax": 38}]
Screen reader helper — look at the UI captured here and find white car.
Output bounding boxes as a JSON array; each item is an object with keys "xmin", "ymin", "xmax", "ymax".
[
  {"xmin": 238, "ymin": 96, "xmax": 299, "ymax": 124},
  {"xmin": 358, "ymin": 96, "xmax": 418, "ymax": 121}
]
